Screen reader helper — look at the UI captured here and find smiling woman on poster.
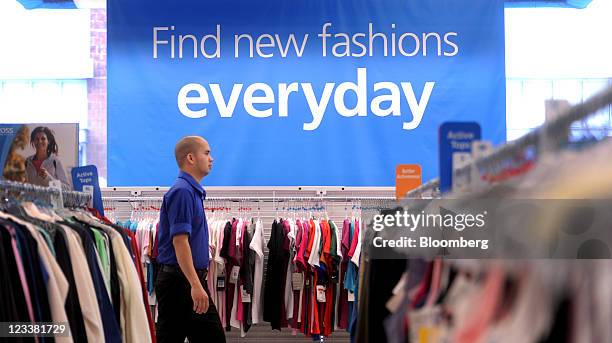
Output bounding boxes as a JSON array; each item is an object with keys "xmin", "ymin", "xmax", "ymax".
[{"xmin": 25, "ymin": 126, "xmax": 70, "ymax": 189}]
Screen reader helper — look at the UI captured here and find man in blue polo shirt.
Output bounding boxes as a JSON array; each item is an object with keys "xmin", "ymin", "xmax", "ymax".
[{"xmin": 155, "ymin": 136, "xmax": 225, "ymax": 342}]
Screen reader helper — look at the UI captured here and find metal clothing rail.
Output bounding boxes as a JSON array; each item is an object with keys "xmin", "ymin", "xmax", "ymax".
[
  {"xmin": 412, "ymin": 86, "xmax": 612, "ymax": 196},
  {"xmin": 0, "ymin": 180, "xmax": 92, "ymax": 208},
  {"xmin": 405, "ymin": 178, "xmax": 440, "ymax": 199},
  {"xmin": 458, "ymin": 86, "xmax": 612, "ymax": 177},
  {"xmin": 103, "ymin": 196, "xmax": 396, "ymax": 201}
]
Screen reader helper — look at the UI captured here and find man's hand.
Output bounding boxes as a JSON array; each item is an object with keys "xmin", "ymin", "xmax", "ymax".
[
  {"xmin": 173, "ymin": 234, "xmax": 210, "ymax": 315},
  {"xmin": 191, "ymin": 283, "xmax": 209, "ymax": 314}
]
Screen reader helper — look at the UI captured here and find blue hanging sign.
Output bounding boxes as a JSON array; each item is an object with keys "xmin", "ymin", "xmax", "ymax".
[
  {"xmin": 439, "ymin": 122, "xmax": 481, "ymax": 193},
  {"xmin": 72, "ymin": 165, "xmax": 104, "ymax": 216}
]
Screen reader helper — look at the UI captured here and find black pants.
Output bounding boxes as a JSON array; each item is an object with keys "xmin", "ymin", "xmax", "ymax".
[{"xmin": 155, "ymin": 267, "xmax": 226, "ymax": 343}]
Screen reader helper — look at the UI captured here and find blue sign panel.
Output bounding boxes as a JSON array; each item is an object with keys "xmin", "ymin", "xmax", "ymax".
[
  {"xmin": 108, "ymin": 0, "xmax": 506, "ymax": 186},
  {"xmin": 72, "ymin": 165, "xmax": 104, "ymax": 216},
  {"xmin": 439, "ymin": 122, "xmax": 482, "ymax": 193}
]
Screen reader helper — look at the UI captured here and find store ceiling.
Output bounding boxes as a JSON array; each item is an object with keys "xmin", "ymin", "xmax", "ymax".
[
  {"xmin": 505, "ymin": 0, "xmax": 592, "ymax": 8},
  {"xmin": 16, "ymin": 0, "xmax": 594, "ymax": 10}
]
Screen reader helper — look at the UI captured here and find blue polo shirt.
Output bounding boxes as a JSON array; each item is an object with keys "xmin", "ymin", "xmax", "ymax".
[{"xmin": 157, "ymin": 171, "xmax": 210, "ymax": 269}]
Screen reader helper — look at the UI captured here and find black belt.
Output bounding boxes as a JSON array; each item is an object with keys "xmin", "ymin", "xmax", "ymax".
[{"xmin": 160, "ymin": 264, "xmax": 208, "ymax": 281}]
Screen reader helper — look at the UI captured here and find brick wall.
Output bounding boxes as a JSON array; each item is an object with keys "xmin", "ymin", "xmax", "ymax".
[{"xmin": 87, "ymin": 9, "xmax": 107, "ymax": 182}]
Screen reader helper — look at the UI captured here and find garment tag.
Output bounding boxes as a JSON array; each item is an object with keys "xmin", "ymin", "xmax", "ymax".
[
  {"xmin": 216, "ymin": 276, "xmax": 225, "ymax": 291},
  {"xmin": 316, "ymin": 285, "xmax": 326, "ymax": 303},
  {"xmin": 292, "ymin": 273, "xmax": 303, "ymax": 291},
  {"xmin": 49, "ymin": 180, "xmax": 64, "ymax": 208},
  {"xmin": 305, "ymin": 278, "xmax": 310, "ymax": 288},
  {"xmin": 230, "ymin": 266, "xmax": 240, "ymax": 284},
  {"xmin": 348, "ymin": 291, "xmax": 355, "ymax": 302},
  {"xmin": 240, "ymin": 285, "xmax": 251, "ymax": 303}
]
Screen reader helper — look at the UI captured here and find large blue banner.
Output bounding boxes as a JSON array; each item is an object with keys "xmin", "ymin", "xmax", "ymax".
[{"xmin": 108, "ymin": 0, "xmax": 506, "ymax": 186}]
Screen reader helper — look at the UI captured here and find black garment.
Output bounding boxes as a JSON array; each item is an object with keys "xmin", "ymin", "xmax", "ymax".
[
  {"xmin": 107, "ymin": 230, "xmax": 122, "ymax": 325},
  {"xmin": 263, "ymin": 219, "xmax": 288, "ymax": 330},
  {"xmin": 61, "ymin": 222, "xmax": 122, "ymax": 343},
  {"xmin": 220, "ymin": 220, "xmax": 233, "ymax": 330},
  {"xmin": 14, "ymin": 224, "xmax": 53, "ymax": 323},
  {"xmin": 241, "ymin": 225, "xmax": 255, "ymax": 333},
  {"xmin": 359, "ymin": 258, "xmax": 406, "ymax": 343},
  {"xmin": 220, "ymin": 221, "xmax": 232, "ymax": 261},
  {"xmin": 0, "ymin": 226, "xmax": 32, "ymax": 321},
  {"xmin": 0, "ymin": 225, "xmax": 35, "ymax": 343},
  {"xmin": 53, "ymin": 228, "xmax": 88, "ymax": 343},
  {"xmin": 155, "ymin": 267, "xmax": 226, "ymax": 343},
  {"xmin": 10, "ymin": 221, "xmax": 53, "ymax": 343}
]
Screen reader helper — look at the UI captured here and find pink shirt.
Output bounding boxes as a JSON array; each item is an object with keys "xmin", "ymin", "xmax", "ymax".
[{"xmin": 347, "ymin": 219, "xmax": 360, "ymax": 258}]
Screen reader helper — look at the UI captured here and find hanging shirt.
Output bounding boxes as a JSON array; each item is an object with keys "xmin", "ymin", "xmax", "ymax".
[
  {"xmin": 91, "ymin": 228, "xmax": 112, "ymax": 299},
  {"xmin": 4, "ymin": 225, "xmax": 36, "ymax": 323},
  {"xmin": 213, "ymin": 220, "xmax": 227, "ymax": 328},
  {"xmin": 107, "ymin": 227, "xmax": 153, "ymax": 343},
  {"xmin": 264, "ymin": 219, "xmax": 289, "ymax": 330},
  {"xmin": 351, "ymin": 220, "xmax": 362, "ymax": 267},
  {"xmin": 63, "ymin": 221, "xmax": 122, "ymax": 343},
  {"xmin": 53, "ymin": 227, "xmax": 88, "ymax": 342},
  {"xmin": 61, "ymin": 225, "xmax": 105, "ymax": 343},
  {"xmin": 284, "ymin": 220, "xmax": 295, "ymax": 323},
  {"xmin": 308, "ymin": 220, "xmax": 322, "ymax": 268},
  {"xmin": 249, "ymin": 219, "xmax": 265, "ymax": 324}
]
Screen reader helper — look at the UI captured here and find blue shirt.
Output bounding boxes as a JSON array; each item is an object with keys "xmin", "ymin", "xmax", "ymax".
[{"xmin": 157, "ymin": 171, "xmax": 210, "ymax": 269}]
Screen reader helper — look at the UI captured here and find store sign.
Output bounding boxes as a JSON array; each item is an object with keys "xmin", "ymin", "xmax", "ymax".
[
  {"xmin": 438, "ymin": 122, "xmax": 481, "ymax": 193},
  {"xmin": 72, "ymin": 165, "xmax": 104, "ymax": 216},
  {"xmin": 396, "ymin": 164, "xmax": 422, "ymax": 200},
  {"xmin": 108, "ymin": 0, "xmax": 506, "ymax": 186}
]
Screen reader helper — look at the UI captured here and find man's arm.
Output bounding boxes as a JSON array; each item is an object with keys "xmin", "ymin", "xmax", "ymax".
[{"xmin": 173, "ymin": 234, "xmax": 209, "ymax": 314}]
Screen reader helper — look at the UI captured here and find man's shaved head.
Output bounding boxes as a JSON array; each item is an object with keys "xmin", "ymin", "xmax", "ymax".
[{"xmin": 175, "ymin": 136, "xmax": 207, "ymax": 167}]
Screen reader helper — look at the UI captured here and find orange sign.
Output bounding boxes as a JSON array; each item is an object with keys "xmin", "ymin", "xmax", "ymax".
[{"xmin": 396, "ymin": 164, "xmax": 422, "ymax": 200}]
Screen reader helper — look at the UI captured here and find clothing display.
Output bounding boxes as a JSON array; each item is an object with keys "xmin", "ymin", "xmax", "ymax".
[
  {"xmin": 0, "ymin": 184, "xmax": 155, "ymax": 343},
  {"xmin": 260, "ymin": 216, "xmax": 362, "ymax": 340},
  {"xmin": 358, "ymin": 103, "xmax": 612, "ymax": 343},
  {"xmin": 108, "ymin": 198, "xmax": 364, "ymax": 341}
]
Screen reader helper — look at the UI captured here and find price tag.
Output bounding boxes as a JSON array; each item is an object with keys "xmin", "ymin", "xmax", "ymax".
[
  {"xmin": 240, "ymin": 285, "xmax": 251, "ymax": 303},
  {"xmin": 216, "ymin": 276, "xmax": 225, "ymax": 291},
  {"xmin": 49, "ymin": 180, "xmax": 62, "ymax": 189},
  {"xmin": 83, "ymin": 185, "xmax": 94, "ymax": 207},
  {"xmin": 292, "ymin": 273, "xmax": 303, "ymax": 291},
  {"xmin": 348, "ymin": 291, "xmax": 355, "ymax": 302},
  {"xmin": 316, "ymin": 285, "xmax": 326, "ymax": 303},
  {"xmin": 229, "ymin": 266, "xmax": 240, "ymax": 284},
  {"xmin": 49, "ymin": 180, "xmax": 64, "ymax": 209}
]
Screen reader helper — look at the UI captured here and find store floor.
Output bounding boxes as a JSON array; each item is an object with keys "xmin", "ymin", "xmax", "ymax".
[{"xmin": 223, "ymin": 324, "xmax": 350, "ymax": 342}]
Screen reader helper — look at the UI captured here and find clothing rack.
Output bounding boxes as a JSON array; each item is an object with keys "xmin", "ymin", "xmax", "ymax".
[
  {"xmin": 404, "ymin": 178, "xmax": 440, "ymax": 199},
  {"xmin": 0, "ymin": 179, "xmax": 92, "ymax": 208},
  {"xmin": 452, "ymin": 85, "xmax": 612, "ymax": 188},
  {"xmin": 103, "ymin": 196, "xmax": 396, "ymax": 201}
]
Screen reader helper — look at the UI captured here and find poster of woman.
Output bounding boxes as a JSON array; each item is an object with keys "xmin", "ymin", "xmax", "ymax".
[{"xmin": 1, "ymin": 123, "xmax": 78, "ymax": 190}]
